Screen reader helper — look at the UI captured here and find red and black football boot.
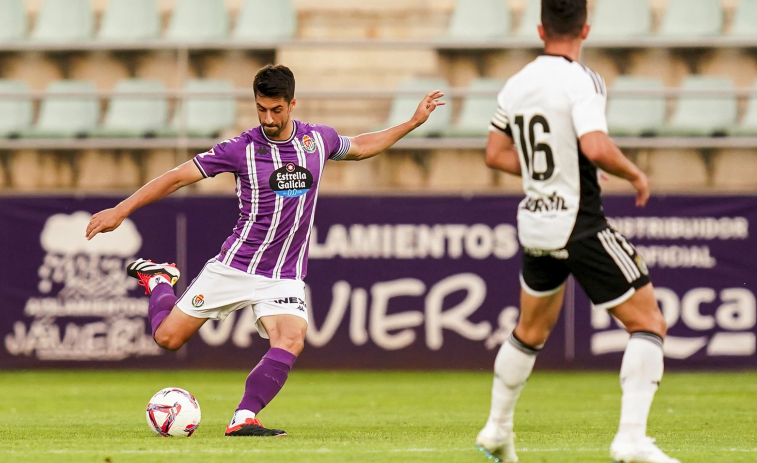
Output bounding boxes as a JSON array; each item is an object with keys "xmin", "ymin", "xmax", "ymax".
[
  {"xmin": 225, "ymin": 418, "xmax": 287, "ymax": 437},
  {"xmin": 127, "ymin": 258, "xmax": 180, "ymax": 294}
]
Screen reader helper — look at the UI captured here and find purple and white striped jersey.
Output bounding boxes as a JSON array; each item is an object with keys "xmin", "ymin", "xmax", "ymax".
[{"xmin": 193, "ymin": 120, "xmax": 350, "ymax": 280}]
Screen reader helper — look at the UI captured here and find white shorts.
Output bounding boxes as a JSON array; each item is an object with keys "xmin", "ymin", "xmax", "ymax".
[{"xmin": 176, "ymin": 259, "xmax": 308, "ymax": 339}]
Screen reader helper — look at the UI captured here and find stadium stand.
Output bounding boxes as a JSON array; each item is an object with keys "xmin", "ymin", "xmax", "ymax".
[
  {"xmin": 589, "ymin": 0, "xmax": 651, "ymax": 39},
  {"xmin": 516, "ymin": 0, "xmax": 541, "ymax": 39},
  {"xmin": 234, "ymin": 0, "xmax": 297, "ymax": 41},
  {"xmin": 659, "ymin": 0, "xmax": 723, "ymax": 38},
  {"xmin": 98, "ymin": 0, "xmax": 161, "ymax": 42},
  {"xmin": 166, "ymin": 0, "xmax": 230, "ymax": 41},
  {"xmin": 446, "ymin": 0, "xmax": 511, "ymax": 39},
  {"xmin": 380, "ymin": 78, "xmax": 451, "ymax": 138},
  {"xmin": 0, "ymin": 80, "xmax": 32, "ymax": 138},
  {"xmin": 95, "ymin": 79, "xmax": 169, "ymax": 138},
  {"xmin": 0, "ymin": 0, "xmax": 26, "ymax": 43},
  {"xmin": 661, "ymin": 76, "xmax": 737, "ymax": 136},
  {"xmin": 444, "ymin": 78, "xmax": 506, "ymax": 137},
  {"xmin": 730, "ymin": 80, "xmax": 757, "ymax": 136},
  {"xmin": 31, "ymin": 0, "xmax": 94, "ymax": 42},
  {"xmin": 606, "ymin": 77, "xmax": 666, "ymax": 137},
  {"xmin": 162, "ymin": 79, "xmax": 237, "ymax": 138},
  {"xmin": 23, "ymin": 80, "xmax": 99, "ymax": 138},
  {"xmin": 731, "ymin": 0, "xmax": 757, "ymax": 37}
]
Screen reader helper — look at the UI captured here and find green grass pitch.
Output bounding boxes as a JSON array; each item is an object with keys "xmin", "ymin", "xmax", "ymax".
[{"xmin": 0, "ymin": 370, "xmax": 755, "ymax": 463}]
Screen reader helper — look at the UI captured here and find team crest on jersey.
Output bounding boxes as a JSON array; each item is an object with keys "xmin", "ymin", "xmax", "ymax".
[
  {"xmin": 302, "ymin": 135, "xmax": 317, "ymax": 153},
  {"xmin": 269, "ymin": 163, "xmax": 314, "ymax": 198},
  {"xmin": 192, "ymin": 295, "xmax": 205, "ymax": 308}
]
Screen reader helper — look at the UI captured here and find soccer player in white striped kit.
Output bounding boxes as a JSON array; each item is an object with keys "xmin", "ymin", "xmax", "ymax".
[{"xmin": 476, "ymin": 1, "xmax": 678, "ymax": 462}]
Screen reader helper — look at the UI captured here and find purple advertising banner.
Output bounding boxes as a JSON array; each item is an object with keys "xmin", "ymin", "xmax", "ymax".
[{"xmin": 0, "ymin": 195, "xmax": 755, "ymax": 370}]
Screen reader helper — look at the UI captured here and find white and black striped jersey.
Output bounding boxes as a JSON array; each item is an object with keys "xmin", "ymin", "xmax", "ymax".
[{"xmin": 491, "ymin": 54, "xmax": 609, "ymax": 250}]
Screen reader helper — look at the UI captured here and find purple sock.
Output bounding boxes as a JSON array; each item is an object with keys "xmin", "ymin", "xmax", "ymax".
[
  {"xmin": 148, "ymin": 283, "xmax": 177, "ymax": 338},
  {"xmin": 237, "ymin": 348, "xmax": 298, "ymax": 414}
]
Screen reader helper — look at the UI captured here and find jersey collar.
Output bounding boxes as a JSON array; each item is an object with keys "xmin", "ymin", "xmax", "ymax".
[
  {"xmin": 542, "ymin": 53, "xmax": 573, "ymax": 63},
  {"xmin": 260, "ymin": 120, "xmax": 298, "ymax": 144}
]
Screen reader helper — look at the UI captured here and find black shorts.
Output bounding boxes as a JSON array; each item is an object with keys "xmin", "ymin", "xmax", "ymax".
[{"xmin": 521, "ymin": 227, "xmax": 651, "ymax": 309}]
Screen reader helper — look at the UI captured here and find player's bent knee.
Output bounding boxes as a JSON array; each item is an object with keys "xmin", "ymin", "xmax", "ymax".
[{"xmin": 153, "ymin": 330, "xmax": 185, "ymax": 352}]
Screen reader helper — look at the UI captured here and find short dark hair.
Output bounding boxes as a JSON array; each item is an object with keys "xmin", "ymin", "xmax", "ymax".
[
  {"xmin": 541, "ymin": 0, "xmax": 587, "ymax": 39},
  {"xmin": 253, "ymin": 64, "xmax": 295, "ymax": 102}
]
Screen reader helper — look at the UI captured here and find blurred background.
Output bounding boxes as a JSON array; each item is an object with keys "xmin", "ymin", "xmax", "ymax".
[{"xmin": 0, "ymin": 0, "xmax": 755, "ymax": 371}]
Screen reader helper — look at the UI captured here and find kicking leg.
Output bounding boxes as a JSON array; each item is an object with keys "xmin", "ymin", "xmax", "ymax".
[
  {"xmin": 226, "ymin": 314, "xmax": 307, "ymax": 437},
  {"xmin": 609, "ymin": 283, "xmax": 678, "ymax": 463},
  {"xmin": 477, "ymin": 285, "xmax": 565, "ymax": 463}
]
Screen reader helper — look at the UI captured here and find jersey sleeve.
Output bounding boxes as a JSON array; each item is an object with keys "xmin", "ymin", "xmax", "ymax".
[
  {"xmin": 570, "ymin": 72, "xmax": 608, "ymax": 137},
  {"xmin": 490, "ymin": 87, "xmax": 513, "ymax": 137},
  {"xmin": 192, "ymin": 137, "xmax": 244, "ymax": 178},
  {"xmin": 315, "ymin": 125, "xmax": 352, "ymax": 161}
]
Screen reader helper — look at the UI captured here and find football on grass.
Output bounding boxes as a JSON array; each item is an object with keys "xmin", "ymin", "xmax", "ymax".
[{"xmin": 146, "ymin": 387, "xmax": 201, "ymax": 437}]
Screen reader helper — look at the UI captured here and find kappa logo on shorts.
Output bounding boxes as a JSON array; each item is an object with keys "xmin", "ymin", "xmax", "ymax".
[
  {"xmin": 192, "ymin": 294, "xmax": 205, "ymax": 308},
  {"xmin": 273, "ymin": 297, "xmax": 307, "ymax": 312}
]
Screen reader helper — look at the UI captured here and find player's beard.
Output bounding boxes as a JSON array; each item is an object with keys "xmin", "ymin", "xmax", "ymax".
[{"xmin": 262, "ymin": 117, "xmax": 289, "ymax": 139}]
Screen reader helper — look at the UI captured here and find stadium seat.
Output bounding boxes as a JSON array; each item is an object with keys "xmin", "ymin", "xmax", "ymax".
[
  {"xmin": 166, "ymin": 0, "xmax": 229, "ymax": 41},
  {"xmin": 515, "ymin": 0, "xmax": 540, "ymax": 39},
  {"xmin": 23, "ymin": 81, "xmax": 99, "ymax": 138},
  {"xmin": 234, "ymin": 0, "xmax": 297, "ymax": 41},
  {"xmin": 590, "ymin": 0, "xmax": 651, "ymax": 39},
  {"xmin": 0, "ymin": 0, "xmax": 27, "ymax": 42},
  {"xmin": 0, "ymin": 80, "xmax": 33, "ymax": 138},
  {"xmin": 98, "ymin": 0, "xmax": 160, "ymax": 41},
  {"xmin": 446, "ymin": 0, "xmax": 511, "ymax": 39},
  {"xmin": 661, "ymin": 76, "xmax": 737, "ymax": 136},
  {"xmin": 444, "ymin": 79, "xmax": 506, "ymax": 137},
  {"xmin": 379, "ymin": 78, "xmax": 451, "ymax": 138},
  {"xmin": 31, "ymin": 0, "xmax": 93, "ymax": 42},
  {"xmin": 730, "ymin": 81, "xmax": 757, "ymax": 136},
  {"xmin": 659, "ymin": 0, "xmax": 722, "ymax": 37},
  {"xmin": 731, "ymin": 0, "xmax": 757, "ymax": 37},
  {"xmin": 95, "ymin": 80, "xmax": 168, "ymax": 138},
  {"xmin": 164, "ymin": 80, "xmax": 237, "ymax": 138},
  {"xmin": 606, "ymin": 77, "xmax": 665, "ymax": 136}
]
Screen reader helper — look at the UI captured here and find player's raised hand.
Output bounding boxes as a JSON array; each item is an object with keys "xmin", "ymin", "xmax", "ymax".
[
  {"xmin": 85, "ymin": 207, "xmax": 126, "ymax": 240},
  {"xmin": 410, "ymin": 90, "xmax": 446, "ymax": 127},
  {"xmin": 631, "ymin": 172, "xmax": 650, "ymax": 207}
]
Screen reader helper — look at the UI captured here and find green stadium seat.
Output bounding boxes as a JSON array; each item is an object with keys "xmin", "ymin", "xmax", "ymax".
[
  {"xmin": 590, "ymin": 0, "xmax": 651, "ymax": 39},
  {"xmin": 0, "ymin": 0, "xmax": 27, "ymax": 42},
  {"xmin": 378, "ymin": 78, "xmax": 451, "ymax": 138},
  {"xmin": 444, "ymin": 79, "xmax": 506, "ymax": 137},
  {"xmin": 515, "ymin": 0, "xmax": 540, "ymax": 39},
  {"xmin": 234, "ymin": 0, "xmax": 296, "ymax": 41},
  {"xmin": 729, "ymin": 81, "xmax": 757, "ymax": 136},
  {"xmin": 98, "ymin": 0, "xmax": 160, "ymax": 41},
  {"xmin": 659, "ymin": 0, "xmax": 722, "ymax": 37},
  {"xmin": 166, "ymin": 0, "xmax": 229, "ymax": 41},
  {"xmin": 31, "ymin": 0, "xmax": 93, "ymax": 42},
  {"xmin": 23, "ymin": 81, "xmax": 99, "ymax": 138},
  {"xmin": 606, "ymin": 77, "xmax": 665, "ymax": 137},
  {"xmin": 731, "ymin": 0, "xmax": 757, "ymax": 37},
  {"xmin": 446, "ymin": 0, "xmax": 511, "ymax": 39},
  {"xmin": 95, "ymin": 80, "xmax": 168, "ymax": 138},
  {"xmin": 0, "ymin": 80, "xmax": 33, "ymax": 138},
  {"xmin": 163, "ymin": 80, "xmax": 237, "ymax": 138},
  {"xmin": 660, "ymin": 76, "xmax": 737, "ymax": 136}
]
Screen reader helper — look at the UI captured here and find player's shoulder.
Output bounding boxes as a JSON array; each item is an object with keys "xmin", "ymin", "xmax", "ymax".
[
  {"xmin": 297, "ymin": 120, "xmax": 338, "ymax": 137},
  {"xmin": 567, "ymin": 61, "xmax": 607, "ymax": 96},
  {"xmin": 214, "ymin": 130, "xmax": 255, "ymax": 152}
]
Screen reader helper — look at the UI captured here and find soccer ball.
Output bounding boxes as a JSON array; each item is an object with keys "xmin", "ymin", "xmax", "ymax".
[{"xmin": 145, "ymin": 387, "xmax": 201, "ymax": 437}]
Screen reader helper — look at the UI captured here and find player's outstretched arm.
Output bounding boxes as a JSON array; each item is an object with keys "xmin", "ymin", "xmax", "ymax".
[
  {"xmin": 579, "ymin": 131, "xmax": 650, "ymax": 207},
  {"xmin": 485, "ymin": 129, "xmax": 521, "ymax": 176},
  {"xmin": 85, "ymin": 161, "xmax": 204, "ymax": 240},
  {"xmin": 340, "ymin": 90, "xmax": 445, "ymax": 161}
]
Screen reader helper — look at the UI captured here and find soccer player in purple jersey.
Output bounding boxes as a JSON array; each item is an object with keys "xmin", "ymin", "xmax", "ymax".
[{"xmin": 85, "ymin": 65, "xmax": 444, "ymax": 436}]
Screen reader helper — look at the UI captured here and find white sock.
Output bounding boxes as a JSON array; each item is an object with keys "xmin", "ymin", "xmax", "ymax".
[
  {"xmin": 484, "ymin": 335, "xmax": 539, "ymax": 434},
  {"xmin": 616, "ymin": 332, "xmax": 664, "ymax": 442},
  {"xmin": 230, "ymin": 409, "xmax": 256, "ymax": 426},
  {"xmin": 148, "ymin": 275, "xmax": 169, "ymax": 292}
]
